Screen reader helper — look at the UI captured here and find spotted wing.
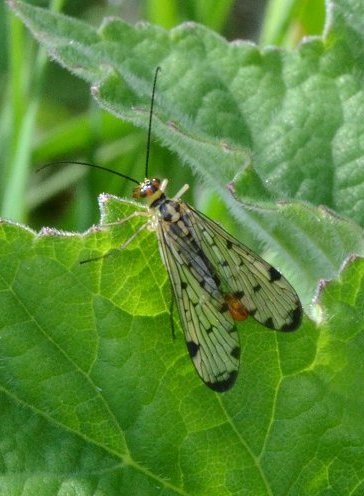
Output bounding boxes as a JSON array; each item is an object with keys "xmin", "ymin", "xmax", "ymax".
[
  {"xmin": 156, "ymin": 218, "xmax": 240, "ymax": 392},
  {"xmin": 185, "ymin": 206, "xmax": 302, "ymax": 332}
]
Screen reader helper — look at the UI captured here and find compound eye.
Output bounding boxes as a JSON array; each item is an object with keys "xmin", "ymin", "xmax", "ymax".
[
  {"xmin": 132, "ymin": 178, "xmax": 162, "ymax": 198},
  {"xmin": 143, "ymin": 178, "xmax": 161, "ymax": 196},
  {"xmin": 143, "ymin": 180, "xmax": 154, "ymax": 196},
  {"xmin": 151, "ymin": 178, "xmax": 161, "ymax": 189}
]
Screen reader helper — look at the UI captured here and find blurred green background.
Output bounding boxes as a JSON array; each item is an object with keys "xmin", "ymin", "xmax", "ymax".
[{"xmin": 0, "ymin": 0, "xmax": 325, "ymax": 232}]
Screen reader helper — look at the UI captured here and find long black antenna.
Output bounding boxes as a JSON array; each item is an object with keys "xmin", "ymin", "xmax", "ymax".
[
  {"xmin": 37, "ymin": 161, "xmax": 140, "ymax": 185},
  {"xmin": 38, "ymin": 69, "xmax": 162, "ymax": 184},
  {"xmin": 145, "ymin": 66, "xmax": 161, "ymax": 178}
]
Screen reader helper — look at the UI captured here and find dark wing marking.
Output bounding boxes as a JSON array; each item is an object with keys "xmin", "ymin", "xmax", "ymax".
[
  {"xmin": 156, "ymin": 218, "xmax": 240, "ymax": 392},
  {"xmin": 184, "ymin": 205, "xmax": 302, "ymax": 332}
]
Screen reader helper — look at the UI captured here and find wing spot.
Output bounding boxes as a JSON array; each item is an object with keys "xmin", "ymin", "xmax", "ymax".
[
  {"xmin": 234, "ymin": 290, "xmax": 244, "ymax": 298},
  {"xmin": 269, "ymin": 266, "xmax": 282, "ymax": 282},
  {"xmin": 206, "ymin": 371, "xmax": 238, "ymax": 392},
  {"xmin": 231, "ymin": 347, "xmax": 240, "ymax": 359},
  {"xmin": 264, "ymin": 317, "xmax": 274, "ymax": 329},
  {"xmin": 220, "ymin": 302, "xmax": 229, "ymax": 313},
  {"xmin": 281, "ymin": 304, "xmax": 302, "ymax": 332},
  {"xmin": 226, "ymin": 240, "xmax": 233, "ymax": 249},
  {"xmin": 253, "ymin": 284, "xmax": 261, "ymax": 292},
  {"xmin": 181, "ymin": 281, "xmax": 188, "ymax": 289},
  {"xmin": 186, "ymin": 341, "xmax": 200, "ymax": 358}
]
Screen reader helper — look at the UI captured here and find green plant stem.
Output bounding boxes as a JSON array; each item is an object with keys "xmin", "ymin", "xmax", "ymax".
[{"xmin": 1, "ymin": 0, "xmax": 65, "ymax": 223}]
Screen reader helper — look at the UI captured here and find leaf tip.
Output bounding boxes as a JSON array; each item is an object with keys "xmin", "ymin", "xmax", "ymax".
[{"xmin": 313, "ymin": 253, "xmax": 363, "ymax": 324}]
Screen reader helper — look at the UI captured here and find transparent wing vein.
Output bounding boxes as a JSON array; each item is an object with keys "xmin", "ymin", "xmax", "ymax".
[
  {"xmin": 186, "ymin": 205, "xmax": 302, "ymax": 332},
  {"xmin": 157, "ymin": 221, "xmax": 240, "ymax": 392}
]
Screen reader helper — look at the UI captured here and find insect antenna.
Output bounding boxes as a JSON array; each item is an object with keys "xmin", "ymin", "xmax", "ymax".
[
  {"xmin": 145, "ymin": 66, "xmax": 161, "ymax": 178},
  {"xmin": 37, "ymin": 67, "xmax": 162, "ymax": 183},
  {"xmin": 37, "ymin": 160, "xmax": 140, "ymax": 185}
]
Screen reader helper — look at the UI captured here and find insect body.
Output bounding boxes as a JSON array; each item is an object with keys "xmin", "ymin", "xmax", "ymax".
[
  {"xmin": 131, "ymin": 177, "xmax": 302, "ymax": 392},
  {"xmin": 46, "ymin": 67, "xmax": 302, "ymax": 392}
]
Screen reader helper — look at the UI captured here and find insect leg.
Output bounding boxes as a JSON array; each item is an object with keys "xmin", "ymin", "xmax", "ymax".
[
  {"xmin": 98, "ymin": 211, "xmax": 149, "ymax": 229},
  {"xmin": 172, "ymin": 184, "xmax": 189, "ymax": 201},
  {"xmin": 160, "ymin": 179, "xmax": 168, "ymax": 193},
  {"xmin": 118, "ymin": 222, "xmax": 148, "ymax": 250},
  {"xmin": 169, "ymin": 291, "xmax": 176, "ymax": 340},
  {"xmin": 80, "ymin": 252, "xmax": 113, "ymax": 264},
  {"xmin": 81, "ymin": 214, "xmax": 149, "ymax": 264}
]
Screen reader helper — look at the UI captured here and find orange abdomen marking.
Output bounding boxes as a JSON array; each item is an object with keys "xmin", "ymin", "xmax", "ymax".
[{"xmin": 224, "ymin": 293, "xmax": 249, "ymax": 321}]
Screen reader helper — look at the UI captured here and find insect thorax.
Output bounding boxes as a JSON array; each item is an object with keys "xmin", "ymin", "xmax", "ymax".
[{"xmin": 152, "ymin": 197, "xmax": 182, "ymax": 223}]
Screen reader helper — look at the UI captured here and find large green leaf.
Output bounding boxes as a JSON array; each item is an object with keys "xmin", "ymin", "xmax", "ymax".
[
  {"xmin": 1, "ymin": 0, "xmax": 364, "ymax": 494},
  {"xmin": 7, "ymin": 0, "xmax": 364, "ymax": 219},
  {"xmin": 7, "ymin": 0, "xmax": 364, "ymax": 307},
  {"xmin": 1, "ymin": 205, "xmax": 364, "ymax": 495}
]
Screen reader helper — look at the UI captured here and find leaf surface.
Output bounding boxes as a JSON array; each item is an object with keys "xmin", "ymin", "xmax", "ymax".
[{"xmin": 2, "ymin": 0, "xmax": 364, "ymax": 494}]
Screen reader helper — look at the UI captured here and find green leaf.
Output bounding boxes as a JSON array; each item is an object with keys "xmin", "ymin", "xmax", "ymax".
[
  {"xmin": 6, "ymin": 0, "xmax": 361, "ymax": 214},
  {"xmin": 7, "ymin": 0, "xmax": 364, "ymax": 307},
  {"xmin": 3, "ymin": 0, "xmax": 364, "ymax": 494},
  {"xmin": 1, "ymin": 210, "xmax": 364, "ymax": 494}
]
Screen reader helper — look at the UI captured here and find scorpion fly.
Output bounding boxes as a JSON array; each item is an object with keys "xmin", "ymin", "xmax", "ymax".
[{"xmin": 44, "ymin": 67, "xmax": 302, "ymax": 391}]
